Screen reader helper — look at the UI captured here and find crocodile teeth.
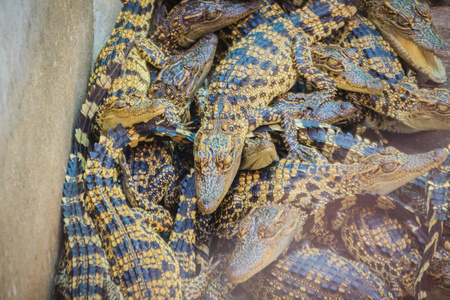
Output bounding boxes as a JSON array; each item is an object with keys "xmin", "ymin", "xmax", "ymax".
[{"xmin": 374, "ymin": 20, "xmax": 446, "ymax": 83}]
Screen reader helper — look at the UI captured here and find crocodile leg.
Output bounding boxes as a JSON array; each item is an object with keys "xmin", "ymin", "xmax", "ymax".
[
  {"xmin": 134, "ymin": 35, "xmax": 168, "ymax": 69},
  {"xmin": 248, "ymin": 106, "xmax": 327, "ymax": 163},
  {"xmin": 293, "ymin": 36, "xmax": 336, "ymax": 110}
]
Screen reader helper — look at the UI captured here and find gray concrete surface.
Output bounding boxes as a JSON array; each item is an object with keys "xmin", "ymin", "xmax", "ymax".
[{"xmin": 0, "ymin": 0, "xmax": 120, "ymax": 298}]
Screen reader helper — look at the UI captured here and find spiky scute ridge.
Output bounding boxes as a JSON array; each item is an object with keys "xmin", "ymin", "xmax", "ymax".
[
  {"xmin": 55, "ymin": 2, "xmax": 157, "ymax": 298},
  {"xmin": 83, "ymin": 127, "xmax": 183, "ymax": 299}
]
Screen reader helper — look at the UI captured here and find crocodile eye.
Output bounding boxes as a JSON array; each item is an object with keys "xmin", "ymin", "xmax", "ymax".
[
  {"xmin": 215, "ymin": 151, "xmax": 233, "ymax": 170},
  {"xmin": 195, "ymin": 150, "xmax": 210, "ymax": 171},
  {"xmin": 150, "ymin": 85, "xmax": 160, "ymax": 94},
  {"xmin": 311, "ymin": 52, "xmax": 320, "ymax": 60},
  {"xmin": 239, "ymin": 218, "xmax": 253, "ymax": 237},
  {"xmin": 437, "ymin": 104, "xmax": 450, "ymax": 113},
  {"xmin": 397, "ymin": 14, "xmax": 410, "ymax": 28},
  {"xmin": 380, "ymin": 161, "xmax": 398, "ymax": 173},
  {"xmin": 327, "ymin": 58, "xmax": 340, "ymax": 67},
  {"xmin": 259, "ymin": 222, "xmax": 278, "ymax": 239},
  {"xmin": 114, "ymin": 100, "xmax": 127, "ymax": 108},
  {"xmin": 415, "ymin": 4, "xmax": 430, "ymax": 19},
  {"xmin": 205, "ymin": 10, "xmax": 221, "ymax": 20}
]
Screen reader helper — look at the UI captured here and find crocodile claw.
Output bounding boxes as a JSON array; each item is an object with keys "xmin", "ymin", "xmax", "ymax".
[{"xmin": 287, "ymin": 144, "xmax": 327, "ymax": 165}]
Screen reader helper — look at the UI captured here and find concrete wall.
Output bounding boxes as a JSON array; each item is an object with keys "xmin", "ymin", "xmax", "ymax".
[{"xmin": 0, "ymin": 0, "xmax": 120, "ymax": 298}]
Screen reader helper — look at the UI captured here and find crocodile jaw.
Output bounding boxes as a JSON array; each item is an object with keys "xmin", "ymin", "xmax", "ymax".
[
  {"xmin": 194, "ymin": 127, "xmax": 246, "ymax": 214},
  {"xmin": 374, "ymin": 21, "xmax": 446, "ymax": 83},
  {"xmin": 369, "ymin": 148, "xmax": 448, "ymax": 195},
  {"xmin": 226, "ymin": 205, "xmax": 303, "ymax": 284},
  {"xmin": 99, "ymin": 104, "xmax": 165, "ymax": 134}
]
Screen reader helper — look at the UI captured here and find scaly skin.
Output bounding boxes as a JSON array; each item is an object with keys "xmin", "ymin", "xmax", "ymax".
[
  {"xmin": 150, "ymin": 0, "xmax": 262, "ymax": 50},
  {"xmin": 96, "ymin": 33, "xmax": 218, "ymax": 134},
  {"xmin": 361, "ymin": 0, "xmax": 450, "ymax": 83},
  {"xmin": 329, "ymin": 13, "xmax": 450, "ymax": 133},
  {"xmin": 305, "ymin": 193, "xmax": 447, "ymax": 299},
  {"xmin": 243, "ymin": 241, "xmax": 393, "ymax": 299},
  {"xmin": 196, "ymin": 147, "xmax": 447, "ymax": 245},
  {"xmin": 95, "ymin": 0, "xmax": 263, "ymax": 135},
  {"xmin": 395, "ymin": 151, "xmax": 450, "ymax": 299},
  {"xmin": 349, "ymin": 80, "xmax": 450, "ymax": 133},
  {"xmin": 226, "ymin": 204, "xmax": 305, "ymax": 284},
  {"xmin": 83, "ymin": 127, "xmax": 216, "ymax": 299},
  {"xmin": 109, "ymin": 32, "xmax": 218, "ymax": 217},
  {"xmin": 240, "ymin": 100, "xmax": 357, "ymax": 170},
  {"xmin": 427, "ymin": 252, "xmax": 450, "ymax": 299},
  {"xmin": 194, "ymin": 0, "xmax": 362, "ymax": 214},
  {"xmin": 334, "ymin": 13, "xmax": 405, "ymax": 85},
  {"xmin": 306, "ymin": 43, "xmax": 385, "ymax": 94},
  {"xmin": 55, "ymin": 2, "xmax": 157, "ymax": 298},
  {"xmin": 119, "ymin": 140, "xmax": 174, "ymax": 208},
  {"xmin": 341, "ymin": 205, "xmax": 422, "ymax": 297},
  {"xmin": 239, "ymin": 42, "xmax": 387, "ymax": 169},
  {"xmin": 76, "ymin": 0, "xmax": 157, "ymax": 160},
  {"xmin": 218, "ymin": 0, "xmax": 285, "ymax": 49}
]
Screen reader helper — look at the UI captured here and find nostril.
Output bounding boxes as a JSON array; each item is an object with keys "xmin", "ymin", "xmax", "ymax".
[{"xmin": 202, "ymin": 199, "xmax": 210, "ymax": 205}]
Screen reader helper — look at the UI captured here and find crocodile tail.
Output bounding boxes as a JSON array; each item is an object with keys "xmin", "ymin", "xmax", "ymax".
[
  {"xmin": 56, "ymin": 1, "xmax": 156, "ymax": 297},
  {"xmin": 74, "ymin": 40, "xmax": 135, "ymax": 172},
  {"xmin": 415, "ymin": 165, "xmax": 450, "ymax": 300},
  {"xmin": 169, "ymin": 173, "xmax": 197, "ymax": 280},
  {"xmin": 74, "ymin": 0, "xmax": 156, "ymax": 169},
  {"xmin": 55, "ymin": 37, "xmax": 133, "ymax": 300},
  {"xmin": 55, "ymin": 151, "xmax": 115, "ymax": 299}
]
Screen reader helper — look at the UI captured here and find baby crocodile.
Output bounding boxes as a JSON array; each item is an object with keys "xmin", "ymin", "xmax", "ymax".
[
  {"xmin": 194, "ymin": 0, "xmax": 362, "ymax": 214},
  {"xmin": 94, "ymin": 0, "xmax": 262, "ymax": 136},
  {"xmin": 361, "ymin": 0, "xmax": 450, "ymax": 83},
  {"xmin": 196, "ymin": 146, "xmax": 447, "ymax": 244},
  {"xmin": 84, "ymin": 126, "xmax": 217, "ymax": 299}
]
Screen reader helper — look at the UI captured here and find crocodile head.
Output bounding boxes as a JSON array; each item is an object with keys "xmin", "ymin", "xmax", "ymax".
[
  {"xmin": 97, "ymin": 34, "xmax": 218, "ymax": 134},
  {"xmin": 226, "ymin": 204, "xmax": 304, "ymax": 284},
  {"xmin": 311, "ymin": 44, "xmax": 385, "ymax": 94},
  {"xmin": 364, "ymin": 0, "xmax": 450, "ymax": 83},
  {"xmin": 96, "ymin": 94, "xmax": 166, "ymax": 135},
  {"xmin": 150, "ymin": 33, "xmax": 218, "ymax": 111},
  {"xmin": 356, "ymin": 146, "xmax": 448, "ymax": 195},
  {"xmin": 194, "ymin": 118, "xmax": 248, "ymax": 214},
  {"xmin": 411, "ymin": 87, "xmax": 450, "ymax": 131},
  {"xmin": 308, "ymin": 100, "xmax": 356, "ymax": 125},
  {"xmin": 240, "ymin": 132, "xmax": 278, "ymax": 171},
  {"xmin": 155, "ymin": 0, "xmax": 262, "ymax": 48}
]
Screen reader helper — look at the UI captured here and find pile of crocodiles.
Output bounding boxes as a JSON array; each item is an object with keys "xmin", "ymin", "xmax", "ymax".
[{"xmin": 53, "ymin": 0, "xmax": 450, "ymax": 299}]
